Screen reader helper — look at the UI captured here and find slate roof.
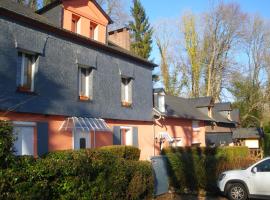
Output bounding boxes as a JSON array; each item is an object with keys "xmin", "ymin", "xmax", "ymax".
[
  {"xmin": 231, "ymin": 109, "xmax": 240, "ymax": 124},
  {"xmin": 0, "ymin": 0, "xmax": 157, "ymax": 68},
  {"xmin": 212, "ymin": 103, "xmax": 235, "ymax": 124},
  {"xmin": 214, "ymin": 102, "xmax": 232, "ymax": 111},
  {"xmin": 164, "ymin": 95, "xmax": 213, "ymax": 121},
  {"xmin": 153, "ymin": 88, "xmax": 166, "ymax": 94},
  {"xmin": 232, "ymin": 128, "xmax": 264, "ymax": 139},
  {"xmin": 187, "ymin": 96, "xmax": 213, "ymax": 108}
]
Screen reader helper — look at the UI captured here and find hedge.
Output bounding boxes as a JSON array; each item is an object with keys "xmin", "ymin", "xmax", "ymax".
[
  {"xmin": 162, "ymin": 147, "xmax": 256, "ymax": 194},
  {"xmin": 0, "ymin": 147, "xmax": 153, "ymax": 200},
  {"xmin": 99, "ymin": 145, "xmax": 141, "ymax": 160}
]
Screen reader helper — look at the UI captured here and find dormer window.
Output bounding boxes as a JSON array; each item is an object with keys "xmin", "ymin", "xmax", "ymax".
[
  {"xmin": 158, "ymin": 95, "xmax": 165, "ymax": 112},
  {"xmin": 121, "ymin": 77, "xmax": 132, "ymax": 107},
  {"xmin": 71, "ymin": 15, "xmax": 80, "ymax": 34},
  {"xmin": 90, "ymin": 22, "xmax": 98, "ymax": 40}
]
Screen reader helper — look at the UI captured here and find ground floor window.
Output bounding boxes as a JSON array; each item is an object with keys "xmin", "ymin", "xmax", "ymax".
[
  {"xmin": 120, "ymin": 127, "xmax": 133, "ymax": 146},
  {"xmin": 13, "ymin": 122, "xmax": 35, "ymax": 156}
]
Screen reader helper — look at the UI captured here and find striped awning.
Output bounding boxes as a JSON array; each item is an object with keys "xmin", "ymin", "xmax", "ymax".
[{"xmin": 59, "ymin": 117, "xmax": 111, "ymax": 132}]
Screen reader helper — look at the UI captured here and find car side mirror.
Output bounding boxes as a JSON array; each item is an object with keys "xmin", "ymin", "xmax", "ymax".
[{"xmin": 252, "ymin": 167, "xmax": 258, "ymax": 174}]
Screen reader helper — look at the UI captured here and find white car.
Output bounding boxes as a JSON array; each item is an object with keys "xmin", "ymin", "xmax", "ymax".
[{"xmin": 217, "ymin": 157, "xmax": 270, "ymax": 200}]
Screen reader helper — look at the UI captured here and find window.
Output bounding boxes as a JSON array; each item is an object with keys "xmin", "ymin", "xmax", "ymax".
[
  {"xmin": 255, "ymin": 159, "xmax": 270, "ymax": 172},
  {"xmin": 120, "ymin": 127, "xmax": 133, "ymax": 146},
  {"xmin": 121, "ymin": 77, "xmax": 132, "ymax": 107},
  {"xmin": 13, "ymin": 122, "xmax": 35, "ymax": 156},
  {"xmin": 71, "ymin": 15, "xmax": 80, "ymax": 33},
  {"xmin": 90, "ymin": 22, "xmax": 97, "ymax": 40},
  {"xmin": 172, "ymin": 137, "xmax": 182, "ymax": 147},
  {"xmin": 78, "ymin": 67, "xmax": 92, "ymax": 100},
  {"xmin": 158, "ymin": 95, "xmax": 165, "ymax": 112},
  {"xmin": 17, "ymin": 52, "xmax": 36, "ymax": 92},
  {"xmin": 80, "ymin": 138, "xmax": 86, "ymax": 149},
  {"xmin": 192, "ymin": 121, "xmax": 200, "ymax": 132}
]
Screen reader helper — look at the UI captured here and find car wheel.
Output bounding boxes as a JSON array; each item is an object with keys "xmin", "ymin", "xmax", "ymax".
[{"xmin": 227, "ymin": 183, "xmax": 248, "ymax": 200}]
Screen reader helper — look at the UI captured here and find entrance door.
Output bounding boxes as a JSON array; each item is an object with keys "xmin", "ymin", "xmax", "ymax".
[
  {"xmin": 13, "ymin": 126, "xmax": 34, "ymax": 155},
  {"xmin": 74, "ymin": 130, "xmax": 90, "ymax": 150}
]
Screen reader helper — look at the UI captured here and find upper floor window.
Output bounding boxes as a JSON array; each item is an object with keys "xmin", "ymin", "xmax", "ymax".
[
  {"xmin": 121, "ymin": 77, "xmax": 132, "ymax": 107},
  {"xmin": 78, "ymin": 67, "xmax": 92, "ymax": 101},
  {"xmin": 17, "ymin": 52, "xmax": 37, "ymax": 92},
  {"xmin": 71, "ymin": 15, "xmax": 80, "ymax": 33},
  {"xmin": 158, "ymin": 95, "xmax": 165, "ymax": 112},
  {"xmin": 90, "ymin": 22, "xmax": 98, "ymax": 40},
  {"xmin": 192, "ymin": 121, "xmax": 200, "ymax": 132}
]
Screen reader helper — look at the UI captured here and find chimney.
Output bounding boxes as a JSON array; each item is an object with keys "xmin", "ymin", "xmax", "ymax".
[{"xmin": 108, "ymin": 27, "xmax": 131, "ymax": 51}]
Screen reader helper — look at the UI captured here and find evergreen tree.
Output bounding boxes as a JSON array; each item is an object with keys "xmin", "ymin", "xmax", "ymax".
[
  {"xmin": 129, "ymin": 0, "xmax": 153, "ymax": 59},
  {"xmin": 42, "ymin": 0, "xmax": 54, "ymax": 7}
]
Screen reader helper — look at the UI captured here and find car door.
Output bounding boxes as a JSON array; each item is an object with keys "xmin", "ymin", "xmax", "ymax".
[{"xmin": 250, "ymin": 159, "xmax": 270, "ymax": 195}]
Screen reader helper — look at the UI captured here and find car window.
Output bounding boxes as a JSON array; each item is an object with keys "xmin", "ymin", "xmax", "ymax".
[{"xmin": 255, "ymin": 159, "xmax": 270, "ymax": 172}]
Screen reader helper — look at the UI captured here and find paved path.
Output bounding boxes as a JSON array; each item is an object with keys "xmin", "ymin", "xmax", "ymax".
[{"xmin": 154, "ymin": 194, "xmax": 228, "ymax": 200}]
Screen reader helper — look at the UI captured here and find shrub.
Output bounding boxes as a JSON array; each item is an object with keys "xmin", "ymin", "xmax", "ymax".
[
  {"xmin": 162, "ymin": 146, "xmax": 256, "ymax": 194},
  {"xmin": 0, "ymin": 148, "xmax": 153, "ymax": 200},
  {"xmin": 99, "ymin": 145, "xmax": 141, "ymax": 161},
  {"xmin": 0, "ymin": 120, "xmax": 15, "ymax": 169}
]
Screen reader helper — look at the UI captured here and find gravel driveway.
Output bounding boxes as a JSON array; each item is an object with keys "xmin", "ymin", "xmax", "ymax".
[{"xmin": 154, "ymin": 193, "xmax": 228, "ymax": 200}]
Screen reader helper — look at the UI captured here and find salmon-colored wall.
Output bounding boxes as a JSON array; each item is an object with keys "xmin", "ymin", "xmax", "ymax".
[
  {"xmin": 154, "ymin": 118, "xmax": 206, "ymax": 152},
  {"xmin": 105, "ymin": 119, "xmax": 157, "ymax": 160},
  {"xmin": 0, "ymin": 112, "xmax": 206, "ymax": 160},
  {"xmin": 62, "ymin": 0, "xmax": 108, "ymax": 43}
]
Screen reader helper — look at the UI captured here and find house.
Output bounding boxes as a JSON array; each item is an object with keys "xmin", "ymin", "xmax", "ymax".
[
  {"xmin": 153, "ymin": 89, "xmax": 213, "ymax": 152},
  {"xmin": 233, "ymin": 128, "xmax": 264, "ymax": 149},
  {"xmin": 205, "ymin": 102, "xmax": 240, "ymax": 146},
  {"xmin": 0, "ymin": 0, "xmax": 157, "ymax": 160}
]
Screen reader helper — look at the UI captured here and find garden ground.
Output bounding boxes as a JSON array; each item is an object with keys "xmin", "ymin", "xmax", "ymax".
[{"xmin": 154, "ymin": 193, "xmax": 227, "ymax": 200}]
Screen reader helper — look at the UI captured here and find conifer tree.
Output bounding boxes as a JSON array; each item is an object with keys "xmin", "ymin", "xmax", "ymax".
[{"xmin": 129, "ymin": 0, "xmax": 153, "ymax": 59}]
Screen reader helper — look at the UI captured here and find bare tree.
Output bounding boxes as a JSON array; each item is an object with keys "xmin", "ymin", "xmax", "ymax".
[
  {"xmin": 96, "ymin": 0, "xmax": 130, "ymax": 30},
  {"xmin": 182, "ymin": 13, "xmax": 202, "ymax": 97},
  {"xmin": 202, "ymin": 2, "xmax": 246, "ymax": 101},
  {"xmin": 154, "ymin": 19, "xmax": 188, "ymax": 96}
]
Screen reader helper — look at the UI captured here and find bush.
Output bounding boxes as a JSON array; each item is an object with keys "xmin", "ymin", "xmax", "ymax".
[
  {"xmin": 0, "ymin": 148, "xmax": 153, "ymax": 200},
  {"xmin": 0, "ymin": 120, "xmax": 15, "ymax": 169},
  {"xmin": 99, "ymin": 145, "xmax": 141, "ymax": 161},
  {"xmin": 162, "ymin": 147, "xmax": 256, "ymax": 194}
]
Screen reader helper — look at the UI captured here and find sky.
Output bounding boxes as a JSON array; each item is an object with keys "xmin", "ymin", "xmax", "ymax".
[{"xmin": 135, "ymin": 0, "xmax": 270, "ymax": 100}]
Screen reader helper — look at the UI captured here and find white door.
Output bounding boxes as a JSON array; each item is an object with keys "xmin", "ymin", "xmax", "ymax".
[
  {"xmin": 250, "ymin": 159, "xmax": 270, "ymax": 195},
  {"xmin": 74, "ymin": 130, "xmax": 90, "ymax": 150},
  {"xmin": 13, "ymin": 126, "xmax": 34, "ymax": 156},
  {"xmin": 125, "ymin": 128, "xmax": 133, "ymax": 146}
]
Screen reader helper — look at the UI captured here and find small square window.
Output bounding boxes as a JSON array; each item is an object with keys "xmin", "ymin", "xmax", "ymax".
[
  {"xmin": 78, "ymin": 67, "xmax": 92, "ymax": 101},
  {"xmin": 17, "ymin": 52, "xmax": 37, "ymax": 93},
  {"xmin": 121, "ymin": 77, "xmax": 132, "ymax": 107}
]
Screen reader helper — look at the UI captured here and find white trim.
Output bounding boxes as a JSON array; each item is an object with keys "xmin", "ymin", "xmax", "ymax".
[
  {"xmin": 85, "ymin": 71, "xmax": 90, "ymax": 97},
  {"xmin": 31, "ymin": 56, "xmax": 36, "ymax": 92},
  {"xmin": 13, "ymin": 121, "xmax": 36, "ymax": 127},
  {"xmin": 94, "ymin": 25, "xmax": 99, "ymax": 41}
]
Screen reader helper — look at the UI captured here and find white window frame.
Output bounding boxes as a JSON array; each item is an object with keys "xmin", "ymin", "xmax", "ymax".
[
  {"xmin": 192, "ymin": 120, "xmax": 200, "ymax": 132},
  {"xmin": 121, "ymin": 77, "xmax": 132, "ymax": 103},
  {"xmin": 158, "ymin": 95, "xmax": 165, "ymax": 112},
  {"xmin": 19, "ymin": 52, "xmax": 36, "ymax": 92},
  {"xmin": 78, "ymin": 67, "xmax": 91, "ymax": 98},
  {"xmin": 120, "ymin": 126, "xmax": 133, "ymax": 146}
]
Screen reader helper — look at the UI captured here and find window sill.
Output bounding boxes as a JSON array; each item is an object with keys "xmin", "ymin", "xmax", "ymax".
[
  {"xmin": 16, "ymin": 86, "xmax": 36, "ymax": 95},
  {"xmin": 79, "ymin": 95, "xmax": 92, "ymax": 102},
  {"xmin": 121, "ymin": 101, "xmax": 132, "ymax": 108}
]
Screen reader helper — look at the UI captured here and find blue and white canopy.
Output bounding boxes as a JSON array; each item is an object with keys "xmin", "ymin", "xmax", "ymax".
[{"xmin": 59, "ymin": 117, "xmax": 111, "ymax": 132}]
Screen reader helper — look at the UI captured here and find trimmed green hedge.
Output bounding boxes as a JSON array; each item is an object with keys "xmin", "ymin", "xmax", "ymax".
[
  {"xmin": 0, "ymin": 121, "xmax": 15, "ymax": 169},
  {"xmin": 0, "ymin": 147, "xmax": 153, "ymax": 200},
  {"xmin": 162, "ymin": 147, "xmax": 255, "ymax": 194},
  {"xmin": 99, "ymin": 145, "xmax": 141, "ymax": 160}
]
